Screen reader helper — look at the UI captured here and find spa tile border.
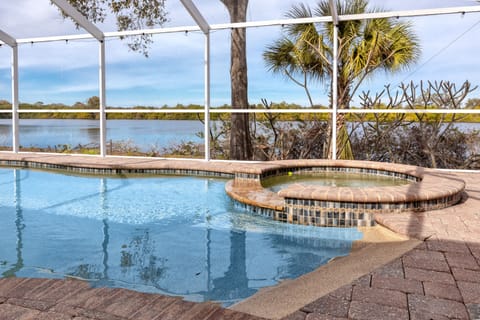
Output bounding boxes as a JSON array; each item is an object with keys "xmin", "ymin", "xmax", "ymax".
[{"xmin": 0, "ymin": 158, "xmax": 236, "ymax": 178}]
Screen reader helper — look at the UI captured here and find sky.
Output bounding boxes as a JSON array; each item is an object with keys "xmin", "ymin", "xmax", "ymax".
[{"xmin": 1, "ymin": 0, "xmax": 480, "ymax": 107}]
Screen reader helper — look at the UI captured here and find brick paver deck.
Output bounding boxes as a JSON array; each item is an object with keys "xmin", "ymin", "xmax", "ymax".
[
  {"xmin": 0, "ymin": 278, "xmax": 265, "ymax": 320},
  {"xmin": 0, "ymin": 153, "xmax": 479, "ymax": 320},
  {"xmin": 283, "ymin": 171, "xmax": 480, "ymax": 320}
]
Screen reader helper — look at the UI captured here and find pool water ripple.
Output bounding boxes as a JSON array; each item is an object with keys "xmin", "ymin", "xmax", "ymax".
[{"xmin": 0, "ymin": 168, "xmax": 363, "ymax": 306}]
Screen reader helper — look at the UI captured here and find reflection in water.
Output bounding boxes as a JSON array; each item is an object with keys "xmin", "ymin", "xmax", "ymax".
[
  {"xmin": 119, "ymin": 231, "xmax": 167, "ymax": 288},
  {"xmin": 0, "ymin": 125, "xmax": 11, "ymax": 147},
  {"xmin": 2, "ymin": 170, "xmax": 24, "ymax": 277},
  {"xmin": 208, "ymin": 230, "xmax": 255, "ymax": 302},
  {"xmin": 85, "ymin": 127, "xmax": 100, "ymax": 142},
  {"xmin": 100, "ymin": 178, "xmax": 109, "ymax": 282},
  {"xmin": 0, "ymin": 126, "xmax": 11, "ymax": 136},
  {"xmin": 0, "ymin": 168, "xmax": 363, "ymax": 306}
]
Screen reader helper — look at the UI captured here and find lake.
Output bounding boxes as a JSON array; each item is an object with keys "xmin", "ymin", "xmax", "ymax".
[
  {"xmin": 0, "ymin": 119, "xmax": 478, "ymax": 152},
  {"xmin": 0, "ymin": 119, "xmax": 204, "ymax": 152}
]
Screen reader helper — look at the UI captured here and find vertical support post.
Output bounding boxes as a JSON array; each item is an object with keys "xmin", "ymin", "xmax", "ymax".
[
  {"xmin": 179, "ymin": 0, "xmax": 210, "ymax": 160},
  {"xmin": 204, "ymin": 32, "xmax": 211, "ymax": 161},
  {"xmin": 11, "ymin": 45, "xmax": 19, "ymax": 153},
  {"xmin": 331, "ymin": 22, "xmax": 338, "ymax": 160},
  {"xmin": 99, "ymin": 40, "xmax": 107, "ymax": 157}
]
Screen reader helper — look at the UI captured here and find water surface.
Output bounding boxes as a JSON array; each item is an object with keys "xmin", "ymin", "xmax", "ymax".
[
  {"xmin": 263, "ymin": 172, "xmax": 410, "ymax": 192},
  {"xmin": 0, "ymin": 119, "xmax": 203, "ymax": 151},
  {"xmin": 0, "ymin": 168, "xmax": 363, "ymax": 306}
]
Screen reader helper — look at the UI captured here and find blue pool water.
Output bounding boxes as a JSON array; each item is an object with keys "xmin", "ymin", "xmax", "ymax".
[{"xmin": 0, "ymin": 168, "xmax": 363, "ymax": 306}]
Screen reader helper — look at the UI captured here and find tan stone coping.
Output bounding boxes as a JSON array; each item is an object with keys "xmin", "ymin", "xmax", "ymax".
[
  {"xmin": 277, "ymin": 167, "xmax": 465, "ymax": 204},
  {"xmin": 0, "ymin": 152, "xmax": 265, "ymax": 175},
  {"xmin": 225, "ymin": 181, "xmax": 284, "ymax": 212}
]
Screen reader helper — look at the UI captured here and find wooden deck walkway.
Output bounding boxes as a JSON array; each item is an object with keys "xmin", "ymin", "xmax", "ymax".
[{"xmin": 0, "ymin": 277, "xmax": 265, "ymax": 320}]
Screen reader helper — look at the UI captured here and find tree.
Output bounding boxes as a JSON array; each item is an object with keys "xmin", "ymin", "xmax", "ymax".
[
  {"xmin": 264, "ymin": 0, "xmax": 420, "ymax": 159},
  {"xmin": 353, "ymin": 80, "xmax": 479, "ymax": 169},
  {"xmin": 87, "ymin": 96, "xmax": 100, "ymax": 108},
  {"xmin": 57, "ymin": 0, "xmax": 168, "ymax": 56},
  {"xmin": 60, "ymin": 0, "xmax": 253, "ymax": 160},
  {"xmin": 465, "ymin": 98, "xmax": 480, "ymax": 108},
  {"xmin": 220, "ymin": 0, "xmax": 253, "ymax": 160}
]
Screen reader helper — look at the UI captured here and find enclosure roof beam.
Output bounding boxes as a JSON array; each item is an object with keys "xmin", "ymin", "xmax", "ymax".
[
  {"xmin": 4, "ymin": 5, "xmax": 480, "ymax": 45},
  {"xmin": 211, "ymin": 5, "xmax": 480, "ymax": 29},
  {"xmin": 0, "ymin": 29, "xmax": 17, "ymax": 47},
  {"xmin": 180, "ymin": 0, "xmax": 210, "ymax": 34},
  {"xmin": 51, "ymin": 0, "xmax": 104, "ymax": 41},
  {"xmin": 338, "ymin": 5, "xmax": 480, "ymax": 22}
]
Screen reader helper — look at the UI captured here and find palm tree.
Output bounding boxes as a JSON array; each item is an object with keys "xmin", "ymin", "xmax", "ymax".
[{"xmin": 264, "ymin": 0, "xmax": 420, "ymax": 159}]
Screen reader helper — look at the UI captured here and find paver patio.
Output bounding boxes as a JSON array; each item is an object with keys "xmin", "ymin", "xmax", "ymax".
[
  {"xmin": 0, "ymin": 153, "xmax": 479, "ymax": 320},
  {"xmin": 282, "ymin": 170, "xmax": 480, "ymax": 320}
]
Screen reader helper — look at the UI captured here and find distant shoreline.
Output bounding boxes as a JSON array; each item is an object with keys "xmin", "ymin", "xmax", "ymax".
[{"xmin": 1, "ymin": 100, "xmax": 479, "ymax": 122}]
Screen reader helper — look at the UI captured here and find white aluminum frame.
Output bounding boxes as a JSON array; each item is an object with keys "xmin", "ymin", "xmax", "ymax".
[
  {"xmin": 330, "ymin": 0, "xmax": 339, "ymax": 159},
  {"xmin": 180, "ymin": 0, "xmax": 211, "ymax": 160},
  {"xmin": 2, "ymin": 108, "xmax": 479, "ymax": 114},
  {"xmin": 4, "ymin": 5, "xmax": 479, "ymax": 45},
  {"xmin": 51, "ymin": 0, "xmax": 108, "ymax": 155},
  {"xmin": 0, "ymin": 3, "xmax": 479, "ymax": 161},
  {"xmin": 0, "ymin": 29, "xmax": 19, "ymax": 152}
]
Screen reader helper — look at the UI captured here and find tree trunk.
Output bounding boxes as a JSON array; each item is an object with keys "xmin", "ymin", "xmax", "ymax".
[
  {"xmin": 335, "ymin": 81, "xmax": 353, "ymax": 160},
  {"xmin": 221, "ymin": 0, "xmax": 253, "ymax": 160},
  {"xmin": 327, "ymin": 73, "xmax": 353, "ymax": 160}
]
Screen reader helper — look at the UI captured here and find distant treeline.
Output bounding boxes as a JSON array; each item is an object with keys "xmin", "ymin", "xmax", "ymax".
[{"xmin": 1, "ymin": 100, "xmax": 479, "ymax": 122}]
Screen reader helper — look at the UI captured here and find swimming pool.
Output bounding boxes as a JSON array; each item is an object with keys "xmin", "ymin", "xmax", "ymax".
[{"xmin": 0, "ymin": 168, "xmax": 363, "ymax": 306}]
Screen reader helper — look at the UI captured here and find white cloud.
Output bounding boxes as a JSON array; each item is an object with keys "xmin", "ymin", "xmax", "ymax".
[{"xmin": 1, "ymin": 0, "xmax": 83, "ymax": 39}]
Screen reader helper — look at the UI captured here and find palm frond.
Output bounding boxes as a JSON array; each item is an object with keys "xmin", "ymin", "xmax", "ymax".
[
  {"xmin": 263, "ymin": 38, "xmax": 298, "ymax": 74},
  {"xmin": 263, "ymin": 0, "xmax": 421, "ymax": 103},
  {"xmin": 284, "ymin": 3, "xmax": 316, "ymax": 38}
]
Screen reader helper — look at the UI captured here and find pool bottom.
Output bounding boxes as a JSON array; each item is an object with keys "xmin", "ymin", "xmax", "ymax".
[{"xmin": 0, "ymin": 168, "xmax": 363, "ymax": 307}]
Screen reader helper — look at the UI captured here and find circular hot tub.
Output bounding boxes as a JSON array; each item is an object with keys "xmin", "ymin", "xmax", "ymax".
[{"xmin": 225, "ymin": 160, "xmax": 465, "ymax": 227}]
